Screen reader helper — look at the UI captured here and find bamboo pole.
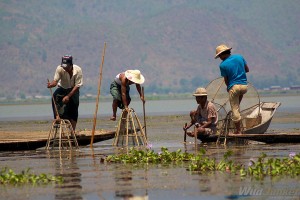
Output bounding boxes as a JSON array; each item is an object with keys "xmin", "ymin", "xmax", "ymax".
[
  {"xmin": 142, "ymin": 86, "xmax": 147, "ymax": 139},
  {"xmin": 194, "ymin": 126, "xmax": 197, "ymax": 154},
  {"xmin": 47, "ymin": 79, "xmax": 60, "ymax": 120},
  {"xmin": 184, "ymin": 123, "xmax": 187, "ymax": 143},
  {"xmin": 90, "ymin": 42, "xmax": 107, "ymax": 147}
]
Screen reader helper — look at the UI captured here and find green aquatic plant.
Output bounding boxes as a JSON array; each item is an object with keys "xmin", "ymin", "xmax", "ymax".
[
  {"xmin": 104, "ymin": 147, "xmax": 300, "ymax": 179},
  {"xmin": 105, "ymin": 147, "xmax": 195, "ymax": 164},
  {"xmin": 0, "ymin": 167, "xmax": 64, "ymax": 186},
  {"xmin": 245, "ymin": 152, "xmax": 300, "ymax": 179},
  {"xmin": 188, "ymin": 152, "xmax": 300, "ymax": 179}
]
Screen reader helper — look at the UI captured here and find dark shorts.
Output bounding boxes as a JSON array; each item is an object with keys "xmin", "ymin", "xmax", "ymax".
[
  {"xmin": 52, "ymin": 87, "xmax": 79, "ymax": 121},
  {"xmin": 110, "ymin": 81, "xmax": 130, "ymax": 109}
]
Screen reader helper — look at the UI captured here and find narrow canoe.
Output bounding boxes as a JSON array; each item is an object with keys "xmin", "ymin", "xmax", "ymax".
[{"xmin": 0, "ymin": 130, "xmax": 115, "ymax": 151}]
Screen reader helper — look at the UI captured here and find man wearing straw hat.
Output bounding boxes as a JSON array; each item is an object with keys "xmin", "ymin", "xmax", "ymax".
[
  {"xmin": 215, "ymin": 44, "xmax": 249, "ymax": 135},
  {"xmin": 110, "ymin": 69, "xmax": 145, "ymax": 121},
  {"xmin": 183, "ymin": 87, "xmax": 218, "ymax": 138},
  {"xmin": 47, "ymin": 55, "xmax": 83, "ymax": 132}
]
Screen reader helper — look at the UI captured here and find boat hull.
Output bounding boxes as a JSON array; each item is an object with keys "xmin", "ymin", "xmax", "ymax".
[{"xmin": 0, "ymin": 131, "xmax": 115, "ymax": 151}]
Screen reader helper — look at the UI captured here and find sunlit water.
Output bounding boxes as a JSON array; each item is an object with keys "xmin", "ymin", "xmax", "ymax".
[{"xmin": 0, "ymin": 96, "xmax": 300, "ymax": 199}]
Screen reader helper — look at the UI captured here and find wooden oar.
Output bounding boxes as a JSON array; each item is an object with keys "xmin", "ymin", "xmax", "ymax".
[
  {"xmin": 90, "ymin": 42, "xmax": 107, "ymax": 147},
  {"xmin": 184, "ymin": 123, "xmax": 187, "ymax": 142}
]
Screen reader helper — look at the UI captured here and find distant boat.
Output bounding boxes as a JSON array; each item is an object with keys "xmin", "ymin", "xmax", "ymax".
[{"xmin": 196, "ymin": 101, "xmax": 300, "ymax": 143}]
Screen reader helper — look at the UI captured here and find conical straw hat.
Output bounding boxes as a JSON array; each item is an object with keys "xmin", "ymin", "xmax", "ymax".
[
  {"xmin": 215, "ymin": 44, "xmax": 232, "ymax": 59},
  {"xmin": 125, "ymin": 70, "xmax": 145, "ymax": 84}
]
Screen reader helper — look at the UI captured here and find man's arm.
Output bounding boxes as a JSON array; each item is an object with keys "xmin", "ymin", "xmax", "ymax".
[
  {"xmin": 47, "ymin": 80, "xmax": 58, "ymax": 88},
  {"xmin": 223, "ymin": 76, "xmax": 229, "ymax": 87},
  {"xmin": 135, "ymin": 84, "xmax": 145, "ymax": 103},
  {"xmin": 245, "ymin": 64, "xmax": 249, "ymax": 73},
  {"xmin": 199, "ymin": 117, "xmax": 213, "ymax": 129},
  {"xmin": 62, "ymin": 86, "xmax": 79, "ymax": 103},
  {"xmin": 120, "ymin": 76, "xmax": 129, "ymax": 109}
]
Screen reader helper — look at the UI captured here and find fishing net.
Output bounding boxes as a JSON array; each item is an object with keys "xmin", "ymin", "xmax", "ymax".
[
  {"xmin": 205, "ymin": 77, "xmax": 261, "ymax": 135},
  {"xmin": 206, "ymin": 77, "xmax": 260, "ymax": 115}
]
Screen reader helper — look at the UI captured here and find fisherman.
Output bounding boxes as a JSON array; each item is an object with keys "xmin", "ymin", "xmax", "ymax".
[
  {"xmin": 47, "ymin": 55, "xmax": 83, "ymax": 132},
  {"xmin": 215, "ymin": 44, "xmax": 249, "ymax": 135},
  {"xmin": 110, "ymin": 69, "xmax": 145, "ymax": 121},
  {"xmin": 183, "ymin": 87, "xmax": 218, "ymax": 138}
]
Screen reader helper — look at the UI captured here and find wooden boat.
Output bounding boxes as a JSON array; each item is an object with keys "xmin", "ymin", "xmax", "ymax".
[
  {"xmin": 196, "ymin": 102, "xmax": 300, "ymax": 144},
  {"xmin": 198, "ymin": 132, "xmax": 300, "ymax": 144},
  {"xmin": 243, "ymin": 102, "xmax": 281, "ymax": 134},
  {"xmin": 0, "ymin": 130, "xmax": 115, "ymax": 151}
]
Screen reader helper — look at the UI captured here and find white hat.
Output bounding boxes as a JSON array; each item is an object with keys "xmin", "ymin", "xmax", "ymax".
[
  {"xmin": 193, "ymin": 87, "xmax": 207, "ymax": 96},
  {"xmin": 125, "ymin": 70, "xmax": 145, "ymax": 84}
]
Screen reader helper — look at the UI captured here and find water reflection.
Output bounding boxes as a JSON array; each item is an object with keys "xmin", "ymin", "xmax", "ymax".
[
  {"xmin": 113, "ymin": 147, "xmax": 149, "ymax": 200},
  {"xmin": 47, "ymin": 150, "xmax": 83, "ymax": 200},
  {"xmin": 115, "ymin": 168, "xmax": 134, "ymax": 198}
]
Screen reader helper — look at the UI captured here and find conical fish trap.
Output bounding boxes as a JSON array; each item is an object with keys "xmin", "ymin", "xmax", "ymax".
[
  {"xmin": 46, "ymin": 119, "xmax": 79, "ymax": 150},
  {"xmin": 113, "ymin": 108, "xmax": 148, "ymax": 146}
]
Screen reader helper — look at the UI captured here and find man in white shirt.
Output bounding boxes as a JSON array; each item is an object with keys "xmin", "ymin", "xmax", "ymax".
[{"xmin": 47, "ymin": 55, "xmax": 83, "ymax": 132}]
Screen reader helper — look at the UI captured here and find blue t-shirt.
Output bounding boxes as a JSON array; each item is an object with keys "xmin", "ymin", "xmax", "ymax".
[{"xmin": 219, "ymin": 54, "xmax": 247, "ymax": 90}]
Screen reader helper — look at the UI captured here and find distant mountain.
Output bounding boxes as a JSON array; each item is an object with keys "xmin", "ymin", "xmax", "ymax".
[{"xmin": 0, "ymin": 0, "xmax": 299, "ymax": 99}]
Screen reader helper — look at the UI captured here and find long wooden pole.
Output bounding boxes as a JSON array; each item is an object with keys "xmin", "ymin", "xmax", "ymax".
[
  {"xmin": 183, "ymin": 123, "xmax": 187, "ymax": 143},
  {"xmin": 142, "ymin": 86, "xmax": 147, "ymax": 139},
  {"xmin": 47, "ymin": 79, "xmax": 60, "ymax": 120},
  {"xmin": 90, "ymin": 42, "xmax": 107, "ymax": 147},
  {"xmin": 194, "ymin": 126, "xmax": 197, "ymax": 154}
]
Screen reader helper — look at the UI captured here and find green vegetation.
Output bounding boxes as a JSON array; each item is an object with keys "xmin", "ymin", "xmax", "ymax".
[
  {"xmin": 104, "ymin": 147, "xmax": 300, "ymax": 179},
  {"xmin": 0, "ymin": 167, "xmax": 63, "ymax": 186}
]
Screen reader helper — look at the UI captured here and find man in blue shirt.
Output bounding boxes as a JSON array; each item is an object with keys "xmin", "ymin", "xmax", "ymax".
[{"xmin": 215, "ymin": 44, "xmax": 249, "ymax": 134}]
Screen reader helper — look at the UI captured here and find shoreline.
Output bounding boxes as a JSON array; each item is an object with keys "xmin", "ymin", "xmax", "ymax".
[{"xmin": 1, "ymin": 91, "xmax": 299, "ymax": 105}]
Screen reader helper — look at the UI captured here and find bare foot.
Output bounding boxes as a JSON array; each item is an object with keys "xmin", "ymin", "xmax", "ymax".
[
  {"xmin": 110, "ymin": 116, "xmax": 116, "ymax": 121},
  {"xmin": 229, "ymin": 132, "xmax": 243, "ymax": 136},
  {"xmin": 233, "ymin": 131, "xmax": 243, "ymax": 135},
  {"xmin": 186, "ymin": 131, "xmax": 195, "ymax": 137}
]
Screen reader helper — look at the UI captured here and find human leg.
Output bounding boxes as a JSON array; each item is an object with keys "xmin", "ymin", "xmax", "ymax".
[
  {"xmin": 187, "ymin": 127, "xmax": 215, "ymax": 138},
  {"xmin": 229, "ymin": 85, "xmax": 243, "ymax": 134},
  {"xmin": 70, "ymin": 119, "xmax": 77, "ymax": 132},
  {"xmin": 67, "ymin": 89, "xmax": 79, "ymax": 132},
  {"xmin": 111, "ymin": 99, "xmax": 119, "ymax": 121},
  {"xmin": 110, "ymin": 81, "xmax": 123, "ymax": 120},
  {"xmin": 183, "ymin": 110, "xmax": 197, "ymax": 131}
]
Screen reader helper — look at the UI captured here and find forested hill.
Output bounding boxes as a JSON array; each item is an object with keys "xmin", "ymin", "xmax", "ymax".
[{"xmin": 1, "ymin": 0, "xmax": 299, "ymax": 99}]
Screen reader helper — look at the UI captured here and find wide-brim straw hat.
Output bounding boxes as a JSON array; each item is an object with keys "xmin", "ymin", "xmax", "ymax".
[
  {"xmin": 193, "ymin": 87, "xmax": 207, "ymax": 96},
  {"xmin": 125, "ymin": 70, "xmax": 145, "ymax": 84},
  {"xmin": 215, "ymin": 44, "xmax": 232, "ymax": 59}
]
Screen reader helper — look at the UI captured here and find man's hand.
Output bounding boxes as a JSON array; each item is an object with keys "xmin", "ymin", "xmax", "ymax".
[
  {"xmin": 62, "ymin": 96, "xmax": 70, "ymax": 103},
  {"xmin": 140, "ymin": 96, "xmax": 145, "ymax": 103},
  {"xmin": 47, "ymin": 82, "xmax": 51, "ymax": 88},
  {"xmin": 47, "ymin": 80, "xmax": 57, "ymax": 88},
  {"xmin": 183, "ymin": 123, "xmax": 190, "ymax": 131},
  {"xmin": 186, "ymin": 131, "xmax": 195, "ymax": 137}
]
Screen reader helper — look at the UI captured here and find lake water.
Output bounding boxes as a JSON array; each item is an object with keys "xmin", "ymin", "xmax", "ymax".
[
  {"xmin": 0, "ymin": 95, "xmax": 299, "ymax": 121},
  {"xmin": 0, "ymin": 95, "xmax": 300, "ymax": 200}
]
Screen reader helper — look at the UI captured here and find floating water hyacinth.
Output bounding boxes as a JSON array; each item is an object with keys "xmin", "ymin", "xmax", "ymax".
[
  {"xmin": 146, "ymin": 143, "xmax": 153, "ymax": 150},
  {"xmin": 289, "ymin": 152, "xmax": 296, "ymax": 159},
  {"xmin": 0, "ymin": 167, "xmax": 64, "ymax": 185},
  {"xmin": 103, "ymin": 147, "xmax": 300, "ymax": 179}
]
